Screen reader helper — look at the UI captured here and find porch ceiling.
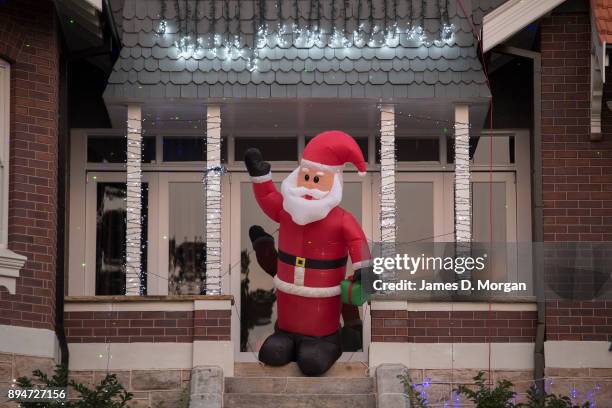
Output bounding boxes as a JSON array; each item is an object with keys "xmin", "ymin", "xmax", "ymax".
[
  {"xmin": 102, "ymin": 0, "xmax": 508, "ymax": 105},
  {"xmin": 106, "ymin": 100, "xmax": 489, "ymax": 136}
]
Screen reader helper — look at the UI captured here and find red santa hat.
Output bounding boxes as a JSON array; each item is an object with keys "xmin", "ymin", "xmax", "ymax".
[{"xmin": 301, "ymin": 130, "xmax": 367, "ymax": 176}]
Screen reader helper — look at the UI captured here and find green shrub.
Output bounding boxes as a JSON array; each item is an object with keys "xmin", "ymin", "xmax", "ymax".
[
  {"xmin": 399, "ymin": 370, "xmax": 593, "ymax": 408},
  {"xmin": 15, "ymin": 364, "xmax": 132, "ymax": 408},
  {"xmin": 519, "ymin": 385, "xmax": 591, "ymax": 408}
]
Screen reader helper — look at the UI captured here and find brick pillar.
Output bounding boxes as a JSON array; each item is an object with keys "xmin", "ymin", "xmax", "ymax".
[
  {"xmin": 541, "ymin": 9, "xmax": 612, "ymax": 393},
  {"xmin": 541, "ymin": 12, "xmax": 611, "ymax": 242},
  {"xmin": 0, "ymin": 0, "xmax": 59, "ymax": 331}
]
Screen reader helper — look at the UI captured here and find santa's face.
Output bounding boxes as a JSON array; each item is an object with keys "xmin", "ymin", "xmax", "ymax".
[
  {"xmin": 281, "ymin": 165, "xmax": 343, "ymax": 226},
  {"xmin": 296, "ymin": 167, "xmax": 335, "ymax": 198}
]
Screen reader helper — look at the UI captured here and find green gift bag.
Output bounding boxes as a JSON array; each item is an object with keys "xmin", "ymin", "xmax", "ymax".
[{"xmin": 341, "ymin": 278, "xmax": 366, "ymax": 306}]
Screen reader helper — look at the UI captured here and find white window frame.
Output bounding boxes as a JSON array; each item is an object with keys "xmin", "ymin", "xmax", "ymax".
[
  {"xmin": 0, "ymin": 58, "xmax": 26, "ymax": 295},
  {"xmin": 78, "ymin": 171, "xmax": 159, "ymax": 296},
  {"xmin": 68, "ymin": 126, "xmax": 531, "ymax": 295}
]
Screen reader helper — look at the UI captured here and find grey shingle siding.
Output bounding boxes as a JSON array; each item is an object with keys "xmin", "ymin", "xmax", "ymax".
[{"xmin": 104, "ymin": 0, "xmax": 509, "ymax": 102}]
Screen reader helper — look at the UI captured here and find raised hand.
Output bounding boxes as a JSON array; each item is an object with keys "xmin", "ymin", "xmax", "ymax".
[{"xmin": 244, "ymin": 148, "xmax": 271, "ymax": 177}]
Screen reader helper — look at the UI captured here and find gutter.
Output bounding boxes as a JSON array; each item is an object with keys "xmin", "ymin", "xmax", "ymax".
[
  {"xmin": 492, "ymin": 45, "xmax": 544, "ymax": 393},
  {"xmin": 102, "ymin": 0, "xmax": 121, "ymax": 58},
  {"xmin": 56, "ymin": 14, "xmax": 70, "ymax": 367},
  {"xmin": 53, "ymin": 0, "xmax": 122, "ymax": 367}
]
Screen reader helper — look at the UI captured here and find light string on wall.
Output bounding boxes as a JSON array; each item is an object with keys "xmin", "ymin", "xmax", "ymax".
[
  {"xmin": 125, "ymin": 113, "xmax": 145, "ymax": 295},
  {"xmin": 203, "ymin": 108, "xmax": 223, "ymax": 295},
  {"xmin": 156, "ymin": 0, "xmax": 455, "ymax": 70}
]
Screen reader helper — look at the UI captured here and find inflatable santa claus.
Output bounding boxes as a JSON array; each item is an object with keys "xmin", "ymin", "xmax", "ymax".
[{"xmin": 244, "ymin": 130, "xmax": 371, "ymax": 376}]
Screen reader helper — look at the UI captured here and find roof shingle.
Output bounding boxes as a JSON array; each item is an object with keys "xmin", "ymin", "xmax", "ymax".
[{"xmin": 104, "ymin": 0, "xmax": 507, "ymax": 102}]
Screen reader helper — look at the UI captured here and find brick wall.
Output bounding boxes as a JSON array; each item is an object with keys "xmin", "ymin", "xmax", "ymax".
[
  {"xmin": 65, "ymin": 309, "xmax": 231, "ymax": 343},
  {"xmin": 193, "ymin": 309, "xmax": 231, "ymax": 341},
  {"xmin": 0, "ymin": 0, "xmax": 59, "ymax": 330},
  {"xmin": 546, "ymin": 300, "xmax": 612, "ymax": 341},
  {"xmin": 541, "ymin": 11, "xmax": 612, "ymax": 242},
  {"xmin": 371, "ymin": 309, "xmax": 537, "ymax": 343}
]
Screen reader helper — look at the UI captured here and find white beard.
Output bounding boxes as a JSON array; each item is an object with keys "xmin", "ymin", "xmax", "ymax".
[{"xmin": 281, "ymin": 167, "xmax": 343, "ymax": 226}]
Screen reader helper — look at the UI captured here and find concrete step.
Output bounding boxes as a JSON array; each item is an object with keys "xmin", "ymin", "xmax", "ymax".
[
  {"xmin": 225, "ymin": 376, "xmax": 375, "ymax": 394},
  {"xmin": 234, "ymin": 362, "xmax": 369, "ymax": 378},
  {"xmin": 223, "ymin": 393, "xmax": 376, "ymax": 408}
]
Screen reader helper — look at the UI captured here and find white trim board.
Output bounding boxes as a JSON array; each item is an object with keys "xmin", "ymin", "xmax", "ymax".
[
  {"xmin": 371, "ymin": 301, "xmax": 537, "ymax": 311},
  {"xmin": 370, "ymin": 342, "xmax": 534, "ymax": 371},
  {"xmin": 68, "ymin": 342, "xmax": 193, "ymax": 370},
  {"xmin": 65, "ymin": 301, "xmax": 195, "ymax": 312},
  {"xmin": 545, "ymin": 341, "xmax": 612, "ymax": 369},
  {"xmin": 0, "ymin": 325, "xmax": 59, "ymax": 359},
  {"xmin": 65, "ymin": 300, "xmax": 232, "ymax": 312},
  {"xmin": 68, "ymin": 341, "xmax": 234, "ymax": 374},
  {"xmin": 482, "ymin": 0, "xmax": 567, "ymax": 52}
]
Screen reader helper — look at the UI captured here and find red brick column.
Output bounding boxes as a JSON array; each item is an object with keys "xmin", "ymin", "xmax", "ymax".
[
  {"xmin": 0, "ymin": 0, "xmax": 59, "ymax": 330},
  {"xmin": 541, "ymin": 12, "xmax": 611, "ymax": 242},
  {"xmin": 193, "ymin": 309, "xmax": 231, "ymax": 341}
]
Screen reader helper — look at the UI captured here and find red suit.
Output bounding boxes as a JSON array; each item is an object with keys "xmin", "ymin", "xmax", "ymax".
[{"xmin": 253, "ymin": 179, "xmax": 371, "ymax": 337}]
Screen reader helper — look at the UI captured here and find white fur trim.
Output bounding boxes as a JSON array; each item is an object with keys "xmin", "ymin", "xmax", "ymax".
[
  {"xmin": 352, "ymin": 259, "xmax": 371, "ymax": 270},
  {"xmin": 294, "ymin": 266, "xmax": 305, "ymax": 286},
  {"xmin": 358, "ymin": 171, "xmax": 366, "ymax": 177},
  {"xmin": 251, "ymin": 172, "xmax": 272, "ymax": 183},
  {"xmin": 273, "ymin": 276, "xmax": 341, "ymax": 298},
  {"xmin": 301, "ymin": 159, "xmax": 343, "ymax": 173}
]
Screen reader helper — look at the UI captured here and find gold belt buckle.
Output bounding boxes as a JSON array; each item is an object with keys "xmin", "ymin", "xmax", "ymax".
[{"xmin": 295, "ymin": 257, "xmax": 306, "ymax": 268}]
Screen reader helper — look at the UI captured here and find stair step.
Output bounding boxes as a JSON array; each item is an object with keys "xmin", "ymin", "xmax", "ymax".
[
  {"xmin": 225, "ymin": 376, "xmax": 374, "ymax": 394},
  {"xmin": 223, "ymin": 393, "xmax": 376, "ymax": 408},
  {"xmin": 234, "ymin": 362, "xmax": 369, "ymax": 378}
]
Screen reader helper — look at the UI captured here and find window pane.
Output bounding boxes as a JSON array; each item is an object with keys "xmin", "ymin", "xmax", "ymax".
[
  {"xmin": 235, "ymin": 138, "xmax": 297, "ymax": 161},
  {"xmin": 472, "ymin": 182, "xmax": 508, "ymax": 283},
  {"xmin": 396, "ymin": 182, "xmax": 434, "ymax": 243},
  {"xmin": 88, "ymin": 136, "xmax": 155, "ymax": 163},
  {"xmin": 168, "ymin": 182, "xmax": 206, "ymax": 295},
  {"xmin": 306, "ymin": 137, "xmax": 368, "ymax": 162},
  {"xmin": 376, "ymin": 138, "xmax": 439, "ymax": 162},
  {"xmin": 95, "ymin": 182, "xmax": 148, "ymax": 295},
  {"xmin": 163, "ymin": 137, "xmax": 205, "ymax": 161},
  {"xmin": 162, "ymin": 136, "xmax": 227, "ymax": 162},
  {"xmin": 472, "ymin": 182, "xmax": 507, "ymax": 242},
  {"xmin": 447, "ymin": 136, "xmax": 514, "ymax": 164}
]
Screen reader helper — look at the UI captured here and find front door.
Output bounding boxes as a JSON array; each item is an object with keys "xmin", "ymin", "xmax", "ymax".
[{"xmin": 230, "ymin": 171, "xmax": 374, "ymax": 362}]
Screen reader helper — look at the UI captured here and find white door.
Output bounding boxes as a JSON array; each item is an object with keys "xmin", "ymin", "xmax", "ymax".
[
  {"xmin": 230, "ymin": 171, "xmax": 374, "ymax": 362},
  {"xmin": 83, "ymin": 172, "xmax": 158, "ymax": 296}
]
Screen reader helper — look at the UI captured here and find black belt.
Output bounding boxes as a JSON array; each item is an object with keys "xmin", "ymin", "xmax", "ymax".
[{"xmin": 278, "ymin": 250, "xmax": 347, "ymax": 270}]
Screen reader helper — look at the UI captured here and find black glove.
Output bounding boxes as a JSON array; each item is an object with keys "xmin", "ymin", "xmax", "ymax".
[
  {"xmin": 249, "ymin": 225, "xmax": 273, "ymax": 244},
  {"xmin": 352, "ymin": 268, "xmax": 364, "ymax": 282},
  {"xmin": 244, "ymin": 148, "xmax": 271, "ymax": 177}
]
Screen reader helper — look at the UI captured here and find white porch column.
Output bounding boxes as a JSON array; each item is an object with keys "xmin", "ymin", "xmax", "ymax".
[
  {"xmin": 380, "ymin": 105, "xmax": 396, "ymax": 277},
  {"xmin": 205, "ymin": 105, "xmax": 222, "ymax": 294},
  {"xmin": 126, "ymin": 104, "xmax": 143, "ymax": 295},
  {"xmin": 454, "ymin": 104, "xmax": 471, "ymax": 243}
]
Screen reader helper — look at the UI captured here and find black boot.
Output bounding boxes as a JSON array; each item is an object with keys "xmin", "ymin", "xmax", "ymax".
[
  {"xmin": 295, "ymin": 330, "xmax": 342, "ymax": 376},
  {"xmin": 258, "ymin": 330, "xmax": 295, "ymax": 367}
]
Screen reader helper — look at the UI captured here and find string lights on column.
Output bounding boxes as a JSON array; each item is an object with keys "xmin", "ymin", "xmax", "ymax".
[
  {"xmin": 379, "ymin": 104, "xmax": 396, "ymax": 284},
  {"xmin": 204, "ymin": 106, "xmax": 223, "ymax": 295},
  {"xmin": 125, "ymin": 106, "xmax": 143, "ymax": 295},
  {"xmin": 454, "ymin": 106, "xmax": 471, "ymax": 245}
]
